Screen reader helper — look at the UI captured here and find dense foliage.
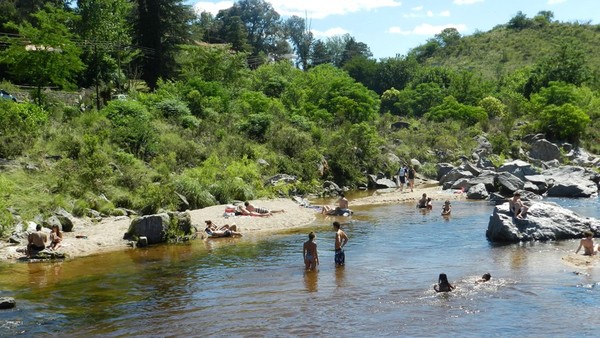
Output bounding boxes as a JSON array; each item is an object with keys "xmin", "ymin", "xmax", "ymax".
[{"xmin": 1, "ymin": 4, "xmax": 600, "ymax": 236}]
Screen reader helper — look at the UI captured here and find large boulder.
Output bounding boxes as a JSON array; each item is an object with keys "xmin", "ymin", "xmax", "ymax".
[
  {"xmin": 494, "ymin": 172, "xmax": 525, "ymax": 195},
  {"xmin": 567, "ymin": 147, "xmax": 599, "ymax": 167},
  {"xmin": 473, "ymin": 135, "xmax": 493, "ymax": 157},
  {"xmin": 467, "ymin": 172, "xmax": 496, "ymax": 192},
  {"xmin": 523, "ymin": 175, "xmax": 548, "ymax": 194},
  {"xmin": 126, "ymin": 213, "xmax": 170, "ymax": 244},
  {"xmin": 543, "ymin": 166, "xmax": 598, "ymax": 197},
  {"xmin": 451, "ymin": 178, "xmax": 474, "ymax": 191},
  {"xmin": 461, "ymin": 162, "xmax": 481, "ymax": 177},
  {"xmin": 467, "ymin": 183, "xmax": 489, "ymax": 200},
  {"xmin": 54, "ymin": 208, "xmax": 75, "ymax": 232},
  {"xmin": 436, "ymin": 163, "xmax": 455, "ymax": 181},
  {"xmin": 529, "ymin": 139, "xmax": 561, "ymax": 162},
  {"xmin": 498, "ymin": 160, "xmax": 538, "ymax": 179},
  {"xmin": 486, "ymin": 202, "xmax": 600, "ymax": 242},
  {"xmin": 439, "ymin": 170, "xmax": 474, "ymax": 186}
]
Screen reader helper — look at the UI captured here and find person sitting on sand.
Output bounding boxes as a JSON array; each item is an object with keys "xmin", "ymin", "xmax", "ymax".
[
  {"xmin": 27, "ymin": 224, "xmax": 48, "ymax": 257},
  {"xmin": 417, "ymin": 193, "xmax": 428, "ymax": 208},
  {"xmin": 322, "ymin": 193, "xmax": 351, "ymax": 216},
  {"xmin": 434, "ymin": 273, "xmax": 455, "ymax": 292},
  {"xmin": 205, "ymin": 220, "xmax": 238, "ymax": 232},
  {"xmin": 303, "ymin": 232, "xmax": 319, "ymax": 271},
  {"xmin": 48, "ymin": 225, "xmax": 62, "ymax": 251},
  {"xmin": 575, "ymin": 231, "xmax": 598, "ymax": 256},
  {"xmin": 244, "ymin": 201, "xmax": 285, "ymax": 215},
  {"xmin": 237, "ymin": 204, "xmax": 271, "ymax": 217},
  {"xmin": 476, "ymin": 273, "xmax": 491, "ymax": 283},
  {"xmin": 441, "ymin": 200, "xmax": 452, "ymax": 216},
  {"xmin": 509, "ymin": 192, "xmax": 528, "ymax": 219}
]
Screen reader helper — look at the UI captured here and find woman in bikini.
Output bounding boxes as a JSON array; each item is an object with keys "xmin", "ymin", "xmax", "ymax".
[
  {"xmin": 434, "ymin": 273, "xmax": 455, "ymax": 292},
  {"xmin": 303, "ymin": 232, "xmax": 319, "ymax": 271},
  {"xmin": 48, "ymin": 224, "xmax": 62, "ymax": 250}
]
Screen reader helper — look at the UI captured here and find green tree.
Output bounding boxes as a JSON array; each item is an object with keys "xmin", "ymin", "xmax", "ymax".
[
  {"xmin": 77, "ymin": 0, "xmax": 134, "ymax": 110},
  {"xmin": 285, "ymin": 15, "xmax": 313, "ymax": 70},
  {"xmin": 339, "ymin": 36, "xmax": 372, "ymax": 67},
  {"xmin": 310, "ymin": 39, "xmax": 331, "ymax": 67},
  {"xmin": 1, "ymin": 5, "xmax": 84, "ymax": 105},
  {"xmin": 426, "ymin": 96, "xmax": 487, "ymax": 126},
  {"xmin": 535, "ymin": 103, "xmax": 590, "ymax": 142}
]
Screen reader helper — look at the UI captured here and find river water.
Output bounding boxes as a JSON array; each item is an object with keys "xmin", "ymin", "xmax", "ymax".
[{"xmin": 1, "ymin": 196, "xmax": 599, "ymax": 337}]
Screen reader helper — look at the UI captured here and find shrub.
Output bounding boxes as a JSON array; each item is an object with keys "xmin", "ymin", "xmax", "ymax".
[
  {"xmin": 0, "ymin": 101, "xmax": 48, "ymax": 157},
  {"xmin": 155, "ymin": 98, "xmax": 191, "ymax": 119},
  {"xmin": 535, "ymin": 103, "xmax": 590, "ymax": 142},
  {"xmin": 102, "ymin": 99, "xmax": 157, "ymax": 158},
  {"xmin": 174, "ymin": 176, "xmax": 217, "ymax": 209}
]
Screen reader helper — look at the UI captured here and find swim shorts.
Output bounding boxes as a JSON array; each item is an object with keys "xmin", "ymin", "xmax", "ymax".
[{"xmin": 335, "ymin": 248, "xmax": 345, "ymax": 266}]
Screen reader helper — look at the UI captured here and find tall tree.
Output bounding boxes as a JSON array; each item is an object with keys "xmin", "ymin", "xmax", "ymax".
[
  {"xmin": 135, "ymin": 0, "xmax": 194, "ymax": 88},
  {"xmin": 0, "ymin": 5, "xmax": 84, "ymax": 104},
  {"xmin": 285, "ymin": 15, "xmax": 313, "ymax": 70},
  {"xmin": 78, "ymin": 0, "xmax": 133, "ymax": 109},
  {"xmin": 339, "ymin": 36, "xmax": 372, "ymax": 67}
]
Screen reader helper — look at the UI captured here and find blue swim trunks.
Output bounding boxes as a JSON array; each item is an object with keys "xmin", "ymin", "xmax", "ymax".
[{"xmin": 335, "ymin": 248, "xmax": 345, "ymax": 266}]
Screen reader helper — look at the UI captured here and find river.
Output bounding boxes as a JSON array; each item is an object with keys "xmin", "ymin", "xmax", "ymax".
[{"xmin": 0, "ymin": 196, "xmax": 599, "ymax": 337}]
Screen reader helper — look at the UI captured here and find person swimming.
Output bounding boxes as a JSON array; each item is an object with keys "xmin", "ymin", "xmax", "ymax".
[{"xmin": 434, "ymin": 273, "xmax": 455, "ymax": 292}]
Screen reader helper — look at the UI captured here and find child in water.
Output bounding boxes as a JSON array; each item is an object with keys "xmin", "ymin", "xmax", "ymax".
[
  {"xmin": 476, "ymin": 273, "xmax": 491, "ymax": 283},
  {"xmin": 441, "ymin": 200, "xmax": 452, "ymax": 216},
  {"xmin": 303, "ymin": 232, "xmax": 319, "ymax": 271},
  {"xmin": 434, "ymin": 273, "xmax": 455, "ymax": 292}
]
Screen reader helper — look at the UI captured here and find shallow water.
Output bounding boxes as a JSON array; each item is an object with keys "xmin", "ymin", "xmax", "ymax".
[{"xmin": 1, "ymin": 196, "xmax": 599, "ymax": 336}]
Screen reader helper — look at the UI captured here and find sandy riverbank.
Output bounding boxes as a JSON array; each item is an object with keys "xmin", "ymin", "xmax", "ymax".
[{"xmin": 0, "ymin": 185, "xmax": 466, "ymax": 262}]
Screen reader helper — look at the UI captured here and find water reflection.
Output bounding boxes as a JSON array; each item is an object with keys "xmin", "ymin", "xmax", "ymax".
[
  {"xmin": 303, "ymin": 270, "xmax": 318, "ymax": 292},
  {"xmin": 334, "ymin": 266, "xmax": 346, "ymax": 288}
]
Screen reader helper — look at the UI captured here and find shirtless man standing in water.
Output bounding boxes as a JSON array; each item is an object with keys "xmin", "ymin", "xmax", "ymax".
[
  {"xmin": 333, "ymin": 221, "xmax": 349, "ymax": 266},
  {"xmin": 575, "ymin": 231, "xmax": 598, "ymax": 256}
]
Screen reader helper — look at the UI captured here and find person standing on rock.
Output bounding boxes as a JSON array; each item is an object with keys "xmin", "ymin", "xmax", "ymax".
[
  {"xmin": 407, "ymin": 166, "xmax": 416, "ymax": 192},
  {"xmin": 333, "ymin": 221, "xmax": 348, "ymax": 266}
]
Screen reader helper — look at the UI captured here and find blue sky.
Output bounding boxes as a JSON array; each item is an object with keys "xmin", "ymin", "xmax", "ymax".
[{"xmin": 191, "ymin": 0, "xmax": 600, "ymax": 59}]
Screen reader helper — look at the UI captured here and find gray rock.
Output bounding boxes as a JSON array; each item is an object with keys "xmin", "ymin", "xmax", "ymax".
[
  {"xmin": 523, "ymin": 175, "xmax": 548, "ymax": 194},
  {"xmin": 529, "ymin": 139, "xmax": 562, "ymax": 161},
  {"xmin": 439, "ymin": 170, "xmax": 474, "ymax": 185},
  {"xmin": 544, "ymin": 159, "xmax": 560, "ymax": 168},
  {"xmin": 523, "ymin": 181, "xmax": 541, "ymax": 194},
  {"xmin": 498, "ymin": 160, "xmax": 538, "ymax": 179},
  {"xmin": 462, "ymin": 162, "xmax": 481, "ymax": 177},
  {"xmin": 451, "ymin": 178, "xmax": 474, "ymax": 191},
  {"xmin": 494, "ymin": 172, "xmax": 525, "ymax": 195},
  {"xmin": 43, "ymin": 216, "xmax": 62, "ymax": 230},
  {"xmin": 543, "ymin": 166, "xmax": 598, "ymax": 198},
  {"xmin": 30, "ymin": 249, "xmax": 67, "ymax": 260},
  {"xmin": 436, "ymin": 163, "xmax": 455, "ymax": 181},
  {"xmin": 488, "ymin": 193, "xmax": 507, "ymax": 205},
  {"xmin": 486, "ymin": 202, "xmax": 600, "ymax": 242},
  {"xmin": 386, "ymin": 153, "xmax": 401, "ymax": 166},
  {"xmin": 323, "ymin": 181, "xmax": 340, "ymax": 192},
  {"xmin": 266, "ymin": 174, "xmax": 297, "ymax": 186},
  {"xmin": 567, "ymin": 147, "xmax": 597, "ymax": 167},
  {"xmin": 467, "ymin": 173, "xmax": 497, "ymax": 192},
  {"xmin": 410, "ymin": 158, "xmax": 421, "ymax": 167},
  {"xmin": 522, "ymin": 133, "xmax": 546, "ymax": 144},
  {"xmin": 374, "ymin": 178, "xmax": 398, "ymax": 189},
  {"xmin": 257, "ymin": 158, "xmax": 269, "ymax": 166},
  {"xmin": 0, "ymin": 297, "xmax": 16, "ymax": 309},
  {"xmin": 467, "ymin": 183, "xmax": 489, "ymax": 200},
  {"xmin": 562, "ymin": 143, "xmax": 573, "ymax": 152},
  {"xmin": 125, "ymin": 213, "xmax": 170, "ymax": 244},
  {"xmin": 477, "ymin": 157, "xmax": 495, "ymax": 170},
  {"xmin": 473, "ymin": 135, "xmax": 493, "ymax": 157}
]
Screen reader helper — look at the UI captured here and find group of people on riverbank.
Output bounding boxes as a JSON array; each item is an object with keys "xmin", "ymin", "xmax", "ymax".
[{"xmin": 26, "ymin": 224, "xmax": 62, "ymax": 257}]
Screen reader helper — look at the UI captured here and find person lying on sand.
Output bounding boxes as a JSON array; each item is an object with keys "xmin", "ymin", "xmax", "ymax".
[
  {"xmin": 575, "ymin": 231, "xmax": 598, "ymax": 256},
  {"xmin": 237, "ymin": 204, "xmax": 271, "ymax": 217},
  {"xmin": 244, "ymin": 201, "xmax": 285, "ymax": 215}
]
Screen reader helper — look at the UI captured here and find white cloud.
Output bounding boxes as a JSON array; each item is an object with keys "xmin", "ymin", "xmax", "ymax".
[
  {"xmin": 262, "ymin": 0, "xmax": 402, "ymax": 19},
  {"xmin": 312, "ymin": 27, "xmax": 350, "ymax": 37},
  {"xmin": 440, "ymin": 10, "xmax": 451, "ymax": 17},
  {"xmin": 403, "ymin": 10, "xmax": 450, "ymax": 18},
  {"xmin": 193, "ymin": 1, "xmax": 233, "ymax": 15},
  {"xmin": 547, "ymin": 0, "xmax": 567, "ymax": 4},
  {"xmin": 411, "ymin": 5, "xmax": 423, "ymax": 11},
  {"xmin": 388, "ymin": 23, "xmax": 467, "ymax": 35},
  {"xmin": 427, "ymin": 10, "xmax": 433, "ymax": 17},
  {"xmin": 453, "ymin": 0, "xmax": 483, "ymax": 5}
]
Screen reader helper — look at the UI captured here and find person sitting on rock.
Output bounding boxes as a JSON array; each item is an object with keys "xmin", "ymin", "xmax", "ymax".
[
  {"xmin": 509, "ymin": 192, "xmax": 528, "ymax": 219},
  {"xmin": 322, "ymin": 193, "xmax": 351, "ymax": 216},
  {"xmin": 48, "ymin": 225, "xmax": 62, "ymax": 251},
  {"xmin": 575, "ymin": 231, "xmax": 598, "ymax": 256},
  {"xmin": 27, "ymin": 224, "xmax": 48, "ymax": 257}
]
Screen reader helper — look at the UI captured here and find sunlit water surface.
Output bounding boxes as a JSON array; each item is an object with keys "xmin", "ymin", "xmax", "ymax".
[{"xmin": 0, "ymin": 196, "xmax": 599, "ymax": 337}]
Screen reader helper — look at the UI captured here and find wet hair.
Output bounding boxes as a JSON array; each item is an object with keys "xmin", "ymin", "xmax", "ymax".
[
  {"xmin": 583, "ymin": 230, "xmax": 594, "ymax": 238},
  {"xmin": 244, "ymin": 201, "xmax": 250, "ymax": 206},
  {"xmin": 36, "ymin": 224, "xmax": 42, "ymax": 231},
  {"xmin": 482, "ymin": 273, "xmax": 491, "ymax": 281},
  {"xmin": 339, "ymin": 193, "xmax": 345, "ymax": 198},
  {"xmin": 308, "ymin": 232, "xmax": 315, "ymax": 240},
  {"xmin": 513, "ymin": 192, "xmax": 521, "ymax": 197},
  {"xmin": 438, "ymin": 273, "xmax": 450, "ymax": 285},
  {"xmin": 427, "ymin": 197, "xmax": 432, "ymax": 202},
  {"xmin": 333, "ymin": 221, "xmax": 341, "ymax": 229}
]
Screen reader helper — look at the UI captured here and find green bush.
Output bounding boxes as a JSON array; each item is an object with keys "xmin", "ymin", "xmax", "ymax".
[
  {"xmin": 174, "ymin": 176, "xmax": 217, "ymax": 209},
  {"xmin": 102, "ymin": 99, "xmax": 157, "ymax": 158},
  {"xmin": 155, "ymin": 98, "xmax": 191, "ymax": 119},
  {"xmin": 535, "ymin": 103, "xmax": 590, "ymax": 142},
  {"xmin": 0, "ymin": 101, "xmax": 48, "ymax": 157}
]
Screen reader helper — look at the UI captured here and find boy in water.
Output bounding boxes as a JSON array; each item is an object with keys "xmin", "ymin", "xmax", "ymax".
[
  {"xmin": 575, "ymin": 231, "xmax": 598, "ymax": 256},
  {"xmin": 441, "ymin": 200, "xmax": 452, "ymax": 216},
  {"xmin": 303, "ymin": 232, "xmax": 319, "ymax": 271},
  {"xmin": 333, "ymin": 221, "xmax": 349, "ymax": 266}
]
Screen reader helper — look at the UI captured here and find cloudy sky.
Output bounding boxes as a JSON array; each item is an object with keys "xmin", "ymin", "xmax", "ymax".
[{"xmin": 190, "ymin": 0, "xmax": 600, "ymax": 59}]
